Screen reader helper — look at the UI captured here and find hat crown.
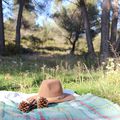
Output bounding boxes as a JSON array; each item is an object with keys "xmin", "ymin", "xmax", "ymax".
[{"xmin": 39, "ymin": 79, "xmax": 63, "ymax": 98}]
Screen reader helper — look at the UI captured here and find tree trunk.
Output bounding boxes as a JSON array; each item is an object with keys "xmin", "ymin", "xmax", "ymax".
[
  {"xmin": 79, "ymin": 0, "xmax": 96, "ymax": 57},
  {"xmin": 15, "ymin": 0, "xmax": 24, "ymax": 52},
  {"xmin": 110, "ymin": 0, "xmax": 118, "ymax": 56},
  {"xmin": 100, "ymin": 0, "xmax": 111, "ymax": 62},
  {"xmin": 0, "ymin": 0, "xmax": 5, "ymax": 55},
  {"xmin": 116, "ymin": 35, "xmax": 120, "ymax": 54},
  {"xmin": 70, "ymin": 33, "xmax": 79, "ymax": 54}
]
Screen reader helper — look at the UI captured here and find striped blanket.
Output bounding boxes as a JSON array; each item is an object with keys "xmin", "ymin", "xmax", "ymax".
[{"xmin": 0, "ymin": 92, "xmax": 120, "ymax": 120}]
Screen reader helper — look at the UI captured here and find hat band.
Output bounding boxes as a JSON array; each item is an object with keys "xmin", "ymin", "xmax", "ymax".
[{"xmin": 44, "ymin": 94, "xmax": 65, "ymax": 102}]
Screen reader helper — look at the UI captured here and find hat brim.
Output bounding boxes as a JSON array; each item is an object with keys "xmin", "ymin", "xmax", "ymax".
[{"xmin": 47, "ymin": 93, "xmax": 75, "ymax": 103}]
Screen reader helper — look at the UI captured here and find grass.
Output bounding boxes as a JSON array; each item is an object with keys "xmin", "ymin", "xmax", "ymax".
[
  {"xmin": 1, "ymin": 21, "xmax": 120, "ymax": 105},
  {"xmin": 0, "ymin": 55, "xmax": 120, "ymax": 105}
]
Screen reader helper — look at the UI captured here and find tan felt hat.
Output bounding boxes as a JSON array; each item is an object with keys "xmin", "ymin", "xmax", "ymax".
[{"xmin": 38, "ymin": 79, "xmax": 75, "ymax": 103}]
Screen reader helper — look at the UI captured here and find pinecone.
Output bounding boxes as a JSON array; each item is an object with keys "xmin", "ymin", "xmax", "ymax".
[
  {"xmin": 18, "ymin": 99, "xmax": 37, "ymax": 112},
  {"xmin": 28, "ymin": 99, "xmax": 37, "ymax": 111},
  {"xmin": 18, "ymin": 101, "xmax": 30, "ymax": 112},
  {"xmin": 37, "ymin": 97, "xmax": 48, "ymax": 108}
]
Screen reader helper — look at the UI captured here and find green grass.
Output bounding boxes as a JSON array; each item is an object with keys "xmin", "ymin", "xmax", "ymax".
[
  {"xmin": 0, "ymin": 56, "xmax": 120, "ymax": 105},
  {"xmin": 2, "ymin": 22, "xmax": 120, "ymax": 105}
]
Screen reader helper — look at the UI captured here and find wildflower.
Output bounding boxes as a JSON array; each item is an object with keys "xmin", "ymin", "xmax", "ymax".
[
  {"xmin": 108, "ymin": 58, "xmax": 114, "ymax": 62},
  {"xmin": 20, "ymin": 62, "xmax": 23, "ymax": 66},
  {"xmin": 41, "ymin": 64, "xmax": 46, "ymax": 70},
  {"xmin": 55, "ymin": 65, "xmax": 59, "ymax": 71},
  {"xmin": 12, "ymin": 61, "xmax": 17, "ymax": 64},
  {"xmin": 102, "ymin": 62, "xmax": 105, "ymax": 65},
  {"xmin": 4, "ymin": 73, "xmax": 12, "ymax": 80},
  {"xmin": 34, "ymin": 63, "xmax": 37, "ymax": 67}
]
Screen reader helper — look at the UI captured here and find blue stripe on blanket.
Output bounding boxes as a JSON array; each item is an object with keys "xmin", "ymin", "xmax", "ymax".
[{"xmin": 0, "ymin": 93, "xmax": 120, "ymax": 120}]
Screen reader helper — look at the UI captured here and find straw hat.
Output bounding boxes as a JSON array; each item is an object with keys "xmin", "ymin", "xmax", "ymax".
[{"xmin": 38, "ymin": 79, "xmax": 75, "ymax": 103}]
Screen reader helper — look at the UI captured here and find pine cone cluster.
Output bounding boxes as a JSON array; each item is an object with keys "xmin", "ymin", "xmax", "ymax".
[
  {"xmin": 18, "ymin": 99, "xmax": 37, "ymax": 112},
  {"xmin": 37, "ymin": 97, "xmax": 48, "ymax": 108},
  {"xmin": 18, "ymin": 97, "xmax": 48, "ymax": 112}
]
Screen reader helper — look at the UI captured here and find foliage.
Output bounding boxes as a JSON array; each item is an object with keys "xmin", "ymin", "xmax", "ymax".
[
  {"xmin": 54, "ymin": 7, "xmax": 83, "ymax": 33},
  {"xmin": 1, "ymin": 0, "xmax": 120, "ymax": 106},
  {"xmin": 22, "ymin": 9, "xmax": 36, "ymax": 29},
  {"xmin": 53, "ymin": 1, "xmax": 99, "ymax": 54},
  {"xmin": 4, "ymin": 43, "xmax": 33, "ymax": 56},
  {"xmin": 87, "ymin": 3, "xmax": 99, "ymax": 23},
  {"xmin": 0, "ymin": 56, "xmax": 120, "ymax": 104}
]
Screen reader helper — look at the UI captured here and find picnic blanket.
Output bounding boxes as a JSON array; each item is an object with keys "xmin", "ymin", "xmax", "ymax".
[{"xmin": 0, "ymin": 91, "xmax": 120, "ymax": 120}]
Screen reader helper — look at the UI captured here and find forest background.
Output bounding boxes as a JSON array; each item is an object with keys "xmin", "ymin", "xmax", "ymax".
[{"xmin": 0, "ymin": 0, "xmax": 120, "ymax": 104}]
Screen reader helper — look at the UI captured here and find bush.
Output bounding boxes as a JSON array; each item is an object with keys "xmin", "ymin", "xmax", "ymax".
[{"xmin": 4, "ymin": 43, "xmax": 33, "ymax": 56}]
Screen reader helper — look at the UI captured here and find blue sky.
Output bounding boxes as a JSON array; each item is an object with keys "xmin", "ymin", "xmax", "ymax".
[
  {"xmin": 2, "ymin": 0, "xmax": 60, "ymax": 26},
  {"xmin": 3, "ymin": 0, "xmax": 70, "ymax": 26},
  {"xmin": 3, "ymin": 0, "xmax": 120, "ymax": 28},
  {"xmin": 3, "ymin": 0, "xmax": 13, "ymax": 20},
  {"xmin": 35, "ymin": 0, "xmax": 70, "ymax": 26}
]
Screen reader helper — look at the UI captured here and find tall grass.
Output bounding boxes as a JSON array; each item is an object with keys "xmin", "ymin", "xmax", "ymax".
[{"xmin": 0, "ymin": 56, "xmax": 120, "ymax": 104}]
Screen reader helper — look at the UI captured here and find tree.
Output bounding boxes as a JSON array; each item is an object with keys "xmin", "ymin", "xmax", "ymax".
[
  {"xmin": 54, "ymin": 7, "xmax": 84, "ymax": 54},
  {"xmin": 116, "ymin": 31, "xmax": 120, "ymax": 54},
  {"xmin": 21, "ymin": 10, "xmax": 36, "ymax": 30},
  {"xmin": 100, "ymin": 0, "xmax": 111, "ymax": 62},
  {"xmin": 15, "ymin": 0, "xmax": 51, "ymax": 52},
  {"xmin": 78, "ymin": 0, "xmax": 96, "ymax": 58},
  {"xmin": 15, "ymin": 0, "xmax": 36, "ymax": 52},
  {"xmin": 54, "ymin": 0, "xmax": 98, "ymax": 55},
  {"xmin": 15, "ymin": 0, "xmax": 25, "ymax": 52},
  {"xmin": 110, "ymin": 0, "xmax": 119, "ymax": 56},
  {"xmin": 0, "ymin": 0, "xmax": 5, "ymax": 55}
]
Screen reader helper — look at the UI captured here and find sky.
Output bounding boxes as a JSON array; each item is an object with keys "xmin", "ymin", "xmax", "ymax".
[
  {"xmin": 35, "ymin": 0, "xmax": 70, "ymax": 26},
  {"xmin": 2, "ymin": 0, "xmax": 120, "ymax": 28},
  {"xmin": 2, "ymin": 0, "xmax": 70, "ymax": 26},
  {"xmin": 3, "ymin": 0, "xmax": 13, "ymax": 20}
]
